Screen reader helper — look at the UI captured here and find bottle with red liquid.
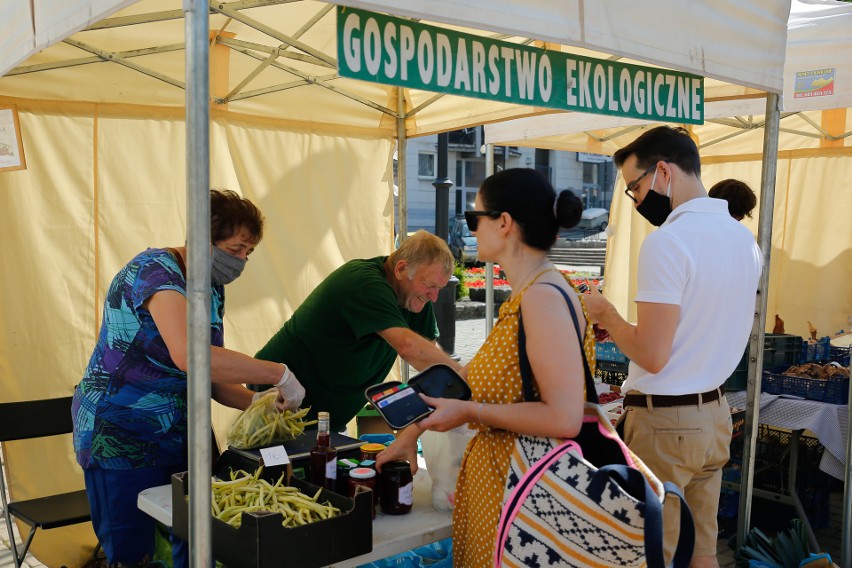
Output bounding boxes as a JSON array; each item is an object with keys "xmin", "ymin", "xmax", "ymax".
[{"xmin": 310, "ymin": 411, "xmax": 337, "ymax": 490}]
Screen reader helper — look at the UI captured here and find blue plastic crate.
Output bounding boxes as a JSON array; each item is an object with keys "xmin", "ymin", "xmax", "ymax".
[
  {"xmin": 595, "ymin": 341, "xmax": 628, "ymax": 363},
  {"xmin": 761, "ymin": 370, "xmax": 783, "ymax": 395},
  {"xmin": 801, "ymin": 337, "xmax": 831, "ymax": 362},
  {"xmin": 762, "ymin": 368, "xmax": 849, "ymax": 404}
]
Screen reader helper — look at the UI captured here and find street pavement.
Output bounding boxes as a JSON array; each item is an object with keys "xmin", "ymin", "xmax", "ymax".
[{"xmin": 1, "ymin": 317, "xmax": 844, "ymax": 567}]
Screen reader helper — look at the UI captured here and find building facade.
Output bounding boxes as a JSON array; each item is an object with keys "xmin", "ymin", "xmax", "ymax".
[{"xmin": 396, "ymin": 127, "xmax": 616, "ymax": 233}]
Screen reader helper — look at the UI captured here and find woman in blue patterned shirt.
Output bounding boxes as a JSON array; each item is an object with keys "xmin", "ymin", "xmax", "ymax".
[{"xmin": 72, "ymin": 189, "xmax": 298, "ymax": 568}]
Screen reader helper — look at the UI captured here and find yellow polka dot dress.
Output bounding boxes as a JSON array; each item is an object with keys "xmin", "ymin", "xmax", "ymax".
[{"xmin": 451, "ymin": 271, "xmax": 596, "ymax": 568}]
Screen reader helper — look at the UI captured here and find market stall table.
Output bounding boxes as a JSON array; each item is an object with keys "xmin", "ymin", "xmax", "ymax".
[
  {"xmin": 137, "ymin": 460, "xmax": 452, "ymax": 567},
  {"xmin": 727, "ymin": 391, "xmax": 848, "ymax": 480},
  {"xmin": 725, "ymin": 391, "xmax": 848, "ymax": 552}
]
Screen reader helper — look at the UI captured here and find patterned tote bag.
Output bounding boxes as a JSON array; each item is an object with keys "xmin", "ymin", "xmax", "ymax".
[{"xmin": 494, "ymin": 283, "xmax": 695, "ymax": 568}]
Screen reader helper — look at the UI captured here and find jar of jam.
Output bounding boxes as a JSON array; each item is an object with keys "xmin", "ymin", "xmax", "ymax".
[
  {"xmin": 336, "ymin": 458, "xmax": 360, "ymax": 495},
  {"xmin": 379, "ymin": 460, "xmax": 413, "ymax": 515},
  {"xmin": 360, "ymin": 443, "xmax": 386, "ymax": 463},
  {"xmin": 348, "ymin": 467, "xmax": 378, "ymax": 519}
]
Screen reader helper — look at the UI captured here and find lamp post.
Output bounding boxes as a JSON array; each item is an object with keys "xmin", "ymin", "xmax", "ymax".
[{"xmin": 433, "ymin": 133, "xmax": 458, "ymax": 359}]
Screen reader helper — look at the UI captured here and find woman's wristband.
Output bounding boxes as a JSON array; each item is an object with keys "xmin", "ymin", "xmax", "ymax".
[{"xmin": 476, "ymin": 402, "xmax": 485, "ymax": 424}]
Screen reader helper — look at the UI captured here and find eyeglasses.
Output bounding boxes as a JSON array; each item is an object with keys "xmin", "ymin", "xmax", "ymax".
[
  {"xmin": 464, "ymin": 210, "xmax": 503, "ymax": 231},
  {"xmin": 624, "ymin": 164, "xmax": 657, "ymax": 203}
]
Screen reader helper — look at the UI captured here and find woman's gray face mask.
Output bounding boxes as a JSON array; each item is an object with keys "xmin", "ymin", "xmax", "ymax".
[{"xmin": 211, "ymin": 246, "xmax": 247, "ymax": 285}]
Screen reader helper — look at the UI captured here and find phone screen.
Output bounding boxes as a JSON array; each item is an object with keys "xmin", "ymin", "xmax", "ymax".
[
  {"xmin": 373, "ymin": 385, "xmax": 433, "ymax": 429},
  {"xmin": 413, "ymin": 365, "xmax": 470, "ymax": 400}
]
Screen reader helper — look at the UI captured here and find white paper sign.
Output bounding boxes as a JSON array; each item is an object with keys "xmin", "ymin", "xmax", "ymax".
[{"xmin": 260, "ymin": 445, "xmax": 290, "ymax": 466}]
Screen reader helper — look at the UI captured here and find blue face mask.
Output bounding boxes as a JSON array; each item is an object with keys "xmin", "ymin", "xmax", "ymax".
[{"xmin": 211, "ymin": 246, "xmax": 246, "ymax": 285}]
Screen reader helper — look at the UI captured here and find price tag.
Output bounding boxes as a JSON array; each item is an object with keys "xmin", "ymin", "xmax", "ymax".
[{"xmin": 260, "ymin": 445, "xmax": 290, "ymax": 466}]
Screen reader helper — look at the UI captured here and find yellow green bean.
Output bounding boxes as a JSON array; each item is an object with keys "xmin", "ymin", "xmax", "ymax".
[{"xmin": 208, "ymin": 468, "xmax": 340, "ymax": 529}]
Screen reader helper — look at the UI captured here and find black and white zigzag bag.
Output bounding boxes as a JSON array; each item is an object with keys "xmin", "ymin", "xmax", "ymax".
[{"xmin": 494, "ymin": 284, "xmax": 695, "ymax": 568}]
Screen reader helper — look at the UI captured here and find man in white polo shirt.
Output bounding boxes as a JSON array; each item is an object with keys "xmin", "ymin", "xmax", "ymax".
[{"xmin": 584, "ymin": 126, "xmax": 762, "ymax": 568}]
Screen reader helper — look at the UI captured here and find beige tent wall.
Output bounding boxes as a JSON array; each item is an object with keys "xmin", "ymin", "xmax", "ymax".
[
  {"xmin": 0, "ymin": 103, "xmax": 393, "ymax": 566},
  {"xmin": 603, "ymin": 154, "xmax": 852, "ymax": 341}
]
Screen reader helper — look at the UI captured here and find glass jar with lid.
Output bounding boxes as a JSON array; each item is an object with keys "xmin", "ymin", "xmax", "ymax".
[
  {"xmin": 359, "ymin": 443, "xmax": 386, "ymax": 463},
  {"xmin": 348, "ymin": 467, "xmax": 378, "ymax": 519},
  {"xmin": 379, "ymin": 460, "xmax": 413, "ymax": 515}
]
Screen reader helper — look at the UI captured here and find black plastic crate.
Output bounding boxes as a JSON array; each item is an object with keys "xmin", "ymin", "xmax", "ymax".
[
  {"xmin": 171, "ymin": 470, "xmax": 372, "ymax": 568},
  {"xmin": 724, "ymin": 426, "xmax": 831, "ymax": 530},
  {"xmin": 596, "ymin": 369, "xmax": 626, "ymax": 386},
  {"xmin": 724, "ymin": 334, "xmax": 804, "ymax": 391},
  {"xmin": 596, "ymin": 359, "xmax": 629, "ymax": 374},
  {"xmin": 763, "ymin": 334, "xmax": 804, "ymax": 369},
  {"xmin": 829, "ymin": 345, "xmax": 851, "ymax": 366}
]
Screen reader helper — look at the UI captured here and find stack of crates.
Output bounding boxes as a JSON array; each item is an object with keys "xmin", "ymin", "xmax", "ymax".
[
  {"xmin": 722, "ymin": 425, "xmax": 832, "ymax": 533},
  {"xmin": 595, "ymin": 341, "xmax": 629, "ymax": 386},
  {"xmin": 723, "ymin": 333, "xmax": 803, "ymax": 391}
]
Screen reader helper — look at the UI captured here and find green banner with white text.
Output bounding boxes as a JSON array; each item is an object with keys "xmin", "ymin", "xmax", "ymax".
[{"xmin": 337, "ymin": 6, "xmax": 704, "ymax": 124}]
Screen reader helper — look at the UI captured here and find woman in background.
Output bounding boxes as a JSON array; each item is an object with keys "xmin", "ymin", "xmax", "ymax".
[{"xmin": 709, "ymin": 178, "xmax": 757, "ymax": 221}]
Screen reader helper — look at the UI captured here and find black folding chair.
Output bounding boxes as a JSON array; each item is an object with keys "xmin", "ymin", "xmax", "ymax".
[{"xmin": 0, "ymin": 396, "xmax": 95, "ymax": 568}]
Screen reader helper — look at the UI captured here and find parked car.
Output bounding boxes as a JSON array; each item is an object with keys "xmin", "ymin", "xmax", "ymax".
[
  {"xmin": 448, "ymin": 215, "xmax": 478, "ymax": 265},
  {"xmin": 576, "ymin": 207, "xmax": 609, "ymax": 231}
]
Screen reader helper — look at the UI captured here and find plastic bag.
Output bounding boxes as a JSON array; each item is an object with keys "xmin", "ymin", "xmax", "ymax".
[
  {"xmin": 226, "ymin": 393, "xmax": 315, "ymax": 449},
  {"xmin": 420, "ymin": 425, "xmax": 475, "ymax": 511}
]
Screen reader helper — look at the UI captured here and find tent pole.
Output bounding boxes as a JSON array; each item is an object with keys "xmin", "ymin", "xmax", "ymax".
[
  {"xmin": 185, "ymin": 0, "xmax": 213, "ymax": 564},
  {"xmin": 736, "ymin": 92, "xmax": 780, "ymax": 550},
  {"xmin": 397, "ymin": 89, "xmax": 408, "ymax": 242},
  {"xmin": 397, "ymin": 89, "xmax": 410, "ymax": 383},
  {"xmin": 484, "ymin": 142, "xmax": 495, "ymax": 335},
  {"xmin": 844, "ymin": 362, "xmax": 851, "ymax": 567}
]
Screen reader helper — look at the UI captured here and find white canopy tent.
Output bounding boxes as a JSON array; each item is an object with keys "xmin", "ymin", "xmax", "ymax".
[
  {"xmin": 486, "ymin": 0, "xmax": 852, "ymax": 560},
  {"xmin": 1, "ymin": 1, "xmax": 792, "ymax": 565}
]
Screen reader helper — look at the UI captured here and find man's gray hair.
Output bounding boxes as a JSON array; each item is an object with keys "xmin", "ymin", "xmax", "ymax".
[{"xmin": 389, "ymin": 229, "xmax": 454, "ymax": 277}]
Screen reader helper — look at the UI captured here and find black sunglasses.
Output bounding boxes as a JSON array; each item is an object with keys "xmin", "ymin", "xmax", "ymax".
[
  {"xmin": 624, "ymin": 164, "xmax": 657, "ymax": 203},
  {"xmin": 464, "ymin": 210, "xmax": 503, "ymax": 231}
]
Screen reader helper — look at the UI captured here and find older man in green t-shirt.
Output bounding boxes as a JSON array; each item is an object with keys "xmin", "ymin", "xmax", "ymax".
[{"xmin": 255, "ymin": 230, "xmax": 462, "ymax": 431}]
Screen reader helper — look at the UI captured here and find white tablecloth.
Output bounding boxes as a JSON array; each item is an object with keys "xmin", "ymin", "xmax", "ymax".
[{"xmin": 727, "ymin": 391, "xmax": 849, "ymax": 480}]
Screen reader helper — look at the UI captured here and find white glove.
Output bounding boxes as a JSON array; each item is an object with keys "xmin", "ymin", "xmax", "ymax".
[
  {"xmin": 275, "ymin": 365, "xmax": 305, "ymax": 412},
  {"xmin": 251, "ymin": 387, "xmax": 289, "ymax": 412}
]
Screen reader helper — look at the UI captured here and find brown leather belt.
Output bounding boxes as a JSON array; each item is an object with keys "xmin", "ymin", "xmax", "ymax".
[{"xmin": 623, "ymin": 386, "xmax": 726, "ymax": 408}]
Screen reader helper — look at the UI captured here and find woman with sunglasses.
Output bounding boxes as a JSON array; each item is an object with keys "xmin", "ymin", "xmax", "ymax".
[{"xmin": 377, "ymin": 168, "xmax": 590, "ymax": 567}]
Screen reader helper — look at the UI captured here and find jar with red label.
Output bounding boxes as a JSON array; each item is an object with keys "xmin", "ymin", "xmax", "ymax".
[
  {"xmin": 379, "ymin": 460, "xmax": 413, "ymax": 515},
  {"xmin": 348, "ymin": 467, "xmax": 377, "ymax": 519}
]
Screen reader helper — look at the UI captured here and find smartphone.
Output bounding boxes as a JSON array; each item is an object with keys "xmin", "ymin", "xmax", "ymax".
[
  {"xmin": 368, "ymin": 383, "xmax": 434, "ymax": 430},
  {"xmin": 409, "ymin": 364, "xmax": 472, "ymax": 400}
]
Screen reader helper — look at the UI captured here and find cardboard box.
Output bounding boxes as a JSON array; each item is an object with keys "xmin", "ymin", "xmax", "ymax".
[
  {"xmin": 172, "ymin": 471, "xmax": 372, "ymax": 568},
  {"xmin": 730, "ymin": 407, "xmax": 746, "ymax": 440}
]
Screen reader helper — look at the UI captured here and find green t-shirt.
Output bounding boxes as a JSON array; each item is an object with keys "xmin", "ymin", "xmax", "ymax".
[{"xmin": 256, "ymin": 256, "xmax": 439, "ymax": 431}]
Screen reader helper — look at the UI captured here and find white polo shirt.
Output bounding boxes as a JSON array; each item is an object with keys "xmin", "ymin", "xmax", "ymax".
[{"xmin": 621, "ymin": 197, "xmax": 762, "ymax": 396}]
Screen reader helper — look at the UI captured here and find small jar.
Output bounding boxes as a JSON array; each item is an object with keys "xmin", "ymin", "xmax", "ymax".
[
  {"xmin": 348, "ymin": 467, "xmax": 378, "ymax": 519},
  {"xmin": 336, "ymin": 458, "xmax": 360, "ymax": 495},
  {"xmin": 360, "ymin": 443, "xmax": 386, "ymax": 463},
  {"xmin": 379, "ymin": 460, "xmax": 413, "ymax": 515}
]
